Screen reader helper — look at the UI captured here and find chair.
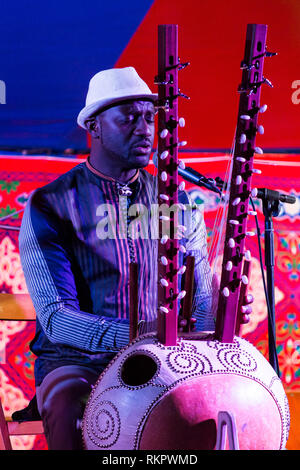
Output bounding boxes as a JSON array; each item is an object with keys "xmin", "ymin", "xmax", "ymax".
[{"xmin": 0, "ymin": 293, "xmax": 44, "ymax": 450}]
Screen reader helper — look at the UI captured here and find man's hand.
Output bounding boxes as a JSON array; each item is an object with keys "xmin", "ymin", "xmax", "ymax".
[{"xmin": 177, "ymin": 291, "xmax": 254, "ymax": 337}]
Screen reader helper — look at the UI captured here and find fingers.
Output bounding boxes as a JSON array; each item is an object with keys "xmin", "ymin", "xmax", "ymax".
[
  {"xmin": 241, "ymin": 313, "xmax": 250, "ymax": 324},
  {"xmin": 240, "ymin": 304, "xmax": 252, "ymax": 324},
  {"xmin": 241, "ymin": 305, "xmax": 252, "ymax": 314}
]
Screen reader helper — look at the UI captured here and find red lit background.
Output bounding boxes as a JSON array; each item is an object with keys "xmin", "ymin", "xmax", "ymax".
[{"xmin": 0, "ymin": 0, "xmax": 299, "ymax": 450}]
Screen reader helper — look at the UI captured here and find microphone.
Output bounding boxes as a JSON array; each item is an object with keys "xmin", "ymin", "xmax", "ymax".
[
  {"xmin": 152, "ymin": 153, "xmax": 222, "ymax": 195},
  {"xmin": 177, "ymin": 166, "xmax": 222, "ymax": 194}
]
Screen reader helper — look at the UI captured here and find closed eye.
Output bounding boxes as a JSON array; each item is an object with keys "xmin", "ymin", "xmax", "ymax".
[{"xmin": 122, "ymin": 112, "xmax": 155, "ymax": 125}]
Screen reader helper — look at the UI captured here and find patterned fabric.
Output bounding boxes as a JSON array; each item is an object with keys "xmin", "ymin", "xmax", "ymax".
[
  {"xmin": 0, "ymin": 153, "xmax": 299, "ymax": 450},
  {"xmin": 18, "ymin": 159, "xmax": 214, "ymax": 387}
]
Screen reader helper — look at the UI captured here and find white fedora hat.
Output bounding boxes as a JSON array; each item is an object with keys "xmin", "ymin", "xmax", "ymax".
[{"xmin": 77, "ymin": 67, "xmax": 157, "ymax": 130}]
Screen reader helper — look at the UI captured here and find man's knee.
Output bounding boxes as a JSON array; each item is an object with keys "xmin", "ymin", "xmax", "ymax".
[{"xmin": 41, "ymin": 376, "xmax": 94, "ymax": 420}]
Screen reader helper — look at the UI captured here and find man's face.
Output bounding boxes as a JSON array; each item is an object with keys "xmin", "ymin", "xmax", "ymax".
[{"xmin": 96, "ymin": 100, "xmax": 156, "ymax": 170}]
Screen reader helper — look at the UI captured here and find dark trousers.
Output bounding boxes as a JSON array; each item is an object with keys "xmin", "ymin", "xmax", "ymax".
[{"xmin": 36, "ymin": 365, "xmax": 100, "ymax": 450}]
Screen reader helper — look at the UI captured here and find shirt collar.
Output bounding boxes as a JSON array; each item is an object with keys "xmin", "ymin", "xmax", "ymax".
[{"xmin": 85, "ymin": 157, "xmax": 140, "ymax": 185}]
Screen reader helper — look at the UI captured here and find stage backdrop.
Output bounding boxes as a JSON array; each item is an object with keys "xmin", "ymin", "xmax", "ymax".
[
  {"xmin": 0, "ymin": 153, "xmax": 299, "ymax": 450},
  {"xmin": 0, "ymin": 0, "xmax": 299, "ymax": 452}
]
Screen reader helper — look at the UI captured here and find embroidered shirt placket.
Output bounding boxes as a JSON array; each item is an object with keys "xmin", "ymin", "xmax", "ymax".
[{"xmin": 116, "ymin": 182, "xmax": 136, "ymax": 264}]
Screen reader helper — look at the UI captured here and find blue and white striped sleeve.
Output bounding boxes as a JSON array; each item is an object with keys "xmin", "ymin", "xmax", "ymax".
[{"xmin": 19, "ymin": 190, "xmax": 130, "ymax": 352}]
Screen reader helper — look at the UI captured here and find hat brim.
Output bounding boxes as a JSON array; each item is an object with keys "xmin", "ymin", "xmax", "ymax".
[{"xmin": 77, "ymin": 93, "xmax": 158, "ymax": 130}]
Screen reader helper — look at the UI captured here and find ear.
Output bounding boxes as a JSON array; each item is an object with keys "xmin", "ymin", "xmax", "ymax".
[{"xmin": 85, "ymin": 117, "xmax": 101, "ymax": 139}]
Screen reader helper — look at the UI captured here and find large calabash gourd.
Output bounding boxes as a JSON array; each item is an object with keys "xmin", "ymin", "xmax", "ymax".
[{"xmin": 82, "ymin": 333, "xmax": 289, "ymax": 450}]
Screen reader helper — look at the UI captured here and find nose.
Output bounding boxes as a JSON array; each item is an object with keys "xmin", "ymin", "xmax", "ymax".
[{"xmin": 133, "ymin": 116, "xmax": 153, "ymax": 137}]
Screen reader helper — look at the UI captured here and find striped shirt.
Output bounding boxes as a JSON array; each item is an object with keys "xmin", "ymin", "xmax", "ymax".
[{"xmin": 19, "ymin": 160, "xmax": 214, "ymax": 386}]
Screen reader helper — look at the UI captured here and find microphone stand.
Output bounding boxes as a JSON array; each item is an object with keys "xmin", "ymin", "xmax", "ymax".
[
  {"xmin": 185, "ymin": 169, "xmax": 295, "ymax": 376},
  {"xmin": 262, "ymin": 195, "xmax": 279, "ymax": 374}
]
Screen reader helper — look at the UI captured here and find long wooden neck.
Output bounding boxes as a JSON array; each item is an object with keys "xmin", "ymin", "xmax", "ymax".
[{"xmin": 156, "ymin": 24, "xmax": 180, "ymax": 346}]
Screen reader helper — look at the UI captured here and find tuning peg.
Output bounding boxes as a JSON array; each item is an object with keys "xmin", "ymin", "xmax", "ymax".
[
  {"xmin": 161, "ymin": 171, "xmax": 168, "ymax": 182},
  {"xmin": 160, "ymin": 150, "xmax": 169, "ymax": 160},
  {"xmin": 242, "ymin": 275, "xmax": 249, "ymax": 285},
  {"xmin": 241, "ymin": 305, "xmax": 250, "ymax": 314},
  {"xmin": 156, "ymin": 101, "xmax": 170, "ymax": 112},
  {"xmin": 254, "ymin": 147, "xmax": 263, "ymax": 154},
  {"xmin": 265, "ymin": 50, "xmax": 277, "ymax": 58},
  {"xmin": 248, "ymin": 210, "xmax": 257, "ymax": 216},
  {"xmin": 178, "ymin": 140, "xmax": 187, "ymax": 147},
  {"xmin": 236, "ymin": 157, "xmax": 246, "ymax": 163},
  {"xmin": 160, "ymin": 215, "xmax": 170, "ymax": 221},
  {"xmin": 154, "ymin": 75, "xmax": 166, "ymax": 85},
  {"xmin": 159, "ymin": 306, "xmax": 169, "ymax": 314},
  {"xmin": 177, "ymin": 290, "xmax": 186, "ymax": 300},
  {"xmin": 177, "ymin": 60, "xmax": 190, "ymax": 70},
  {"xmin": 239, "ymin": 134, "xmax": 247, "ymax": 144},
  {"xmin": 240, "ymin": 114, "xmax": 251, "ymax": 120},
  {"xmin": 252, "ymin": 168, "xmax": 262, "ymax": 174},
  {"xmin": 228, "ymin": 238, "xmax": 235, "ymax": 248},
  {"xmin": 235, "ymin": 175, "xmax": 242, "ymax": 185},
  {"xmin": 159, "ymin": 194, "xmax": 169, "ymax": 201},
  {"xmin": 160, "ymin": 234, "xmax": 169, "ymax": 244},
  {"xmin": 179, "ymin": 245, "xmax": 186, "ymax": 253},
  {"xmin": 263, "ymin": 77, "xmax": 273, "ymax": 88},
  {"xmin": 259, "ymin": 104, "xmax": 268, "ymax": 113},
  {"xmin": 257, "ymin": 125, "xmax": 264, "ymax": 135},
  {"xmin": 178, "ymin": 266, "xmax": 186, "ymax": 275},
  {"xmin": 244, "ymin": 250, "xmax": 251, "ymax": 261},
  {"xmin": 246, "ymin": 231, "xmax": 256, "ymax": 237},
  {"xmin": 179, "ymin": 181, "xmax": 185, "ymax": 191},
  {"xmin": 240, "ymin": 61, "xmax": 255, "ymax": 71},
  {"xmin": 160, "ymin": 256, "xmax": 168, "ymax": 266},
  {"xmin": 232, "ymin": 197, "xmax": 241, "ymax": 206},
  {"xmin": 251, "ymin": 188, "xmax": 258, "ymax": 197},
  {"xmin": 178, "ymin": 117, "xmax": 186, "ymax": 127},
  {"xmin": 226, "ymin": 261, "xmax": 233, "ymax": 271},
  {"xmin": 229, "ymin": 219, "xmax": 239, "ymax": 225},
  {"xmin": 178, "ymin": 160, "xmax": 186, "ymax": 170},
  {"xmin": 222, "ymin": 287, "xmax": 230, "ymax": 297}
]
